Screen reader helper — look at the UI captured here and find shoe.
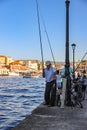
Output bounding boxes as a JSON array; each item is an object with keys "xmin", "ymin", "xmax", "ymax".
[
  {"xmin": 60, "ymin": 105, "xmax": 64, "ymax": 109},
  {"xmin": 48, "ymin": 104, "xmax": 54, "ymax": 107}
]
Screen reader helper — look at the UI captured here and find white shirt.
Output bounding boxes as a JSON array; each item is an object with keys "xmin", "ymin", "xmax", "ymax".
[{"xmin": 44, "ymin": 67, "xmax": 56, "ymax": 82}]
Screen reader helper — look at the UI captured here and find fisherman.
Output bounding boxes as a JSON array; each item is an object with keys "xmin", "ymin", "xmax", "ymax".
[{"xmin": 43, "ymin": 61, "xmax": 57, "ymax": 107}]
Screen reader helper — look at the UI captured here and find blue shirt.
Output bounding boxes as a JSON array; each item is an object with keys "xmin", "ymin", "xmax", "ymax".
[
  {"xmin": 44, "ymin": 67, "xmax": 56, "ymax": 82},
  {"xmin": 61, "ymin": 67, "xmax": 73, "ymax": 76}
]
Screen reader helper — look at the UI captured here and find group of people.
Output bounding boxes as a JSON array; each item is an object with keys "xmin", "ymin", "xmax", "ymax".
[
  {"xmin": 43, "ymin": 60, "xmax": 87, "ymax": 108},
  {"xmin": 43, "ymin": 61, "xmax": 63, "ymax": 107},
  {"xmin": 75, "ymin": 72, "xmax": 87, "ymax": 93}
]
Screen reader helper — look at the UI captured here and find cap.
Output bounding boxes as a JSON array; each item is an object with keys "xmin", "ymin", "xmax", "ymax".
[{"xmin": 45, "ymin": 61, "xmax": 51, "ymax": 66}]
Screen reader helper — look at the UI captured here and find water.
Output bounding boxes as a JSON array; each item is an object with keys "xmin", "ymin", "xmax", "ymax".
[{"xmin": 0, "ymin": 76, "xmax": 45, "ymax": 130}]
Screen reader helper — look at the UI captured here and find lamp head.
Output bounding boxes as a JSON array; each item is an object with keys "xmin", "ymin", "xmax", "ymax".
[
  {"xmin": 65, "ymin": 0, "xmax": 70, "ymax": 4},
  {"xmin": 71, "ymin": 43, "xmax": 76, "ymax": 50}
]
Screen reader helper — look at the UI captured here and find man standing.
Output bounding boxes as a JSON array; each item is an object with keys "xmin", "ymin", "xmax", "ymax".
[{"xmin": 43, "ymin": 61, "xmax": 56, "ymax": 106}]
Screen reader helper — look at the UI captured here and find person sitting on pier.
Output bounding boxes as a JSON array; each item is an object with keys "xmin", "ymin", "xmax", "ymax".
[{"xmin": 43, "ymin": 61, "xmax": 57, "ymax": 107}]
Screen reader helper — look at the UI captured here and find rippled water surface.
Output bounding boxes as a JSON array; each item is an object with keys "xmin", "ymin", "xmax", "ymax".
[{"xmin": 0, "ymin": 76, "xmax": 45, "ymax": 130}]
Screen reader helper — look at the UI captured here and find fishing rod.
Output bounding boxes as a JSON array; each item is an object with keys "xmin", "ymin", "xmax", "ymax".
[
  {"xmin": 74, "ymin": 51, "xmax": 87, "ymax": 72},
  {"xmin": 42, "ymin": 18, "xmax": 56, "ymax": 67},
  {"xmin": 36, "ymin": 0, "xmax": 44, "ymax": 75},
  {"xmin": 36, "ymin": 0, "xmax": 56, "ymax": 68}
]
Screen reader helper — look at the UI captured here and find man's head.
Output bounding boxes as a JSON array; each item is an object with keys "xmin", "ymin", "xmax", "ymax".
[{"xmin": 45, "ymin": 61, "xmax": 51, "ymax": 68}]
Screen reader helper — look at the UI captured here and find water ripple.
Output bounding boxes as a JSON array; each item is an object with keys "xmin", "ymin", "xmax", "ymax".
[{"xmin": 0, "ymin": 76, "xmax": 45, "ymax": 130}]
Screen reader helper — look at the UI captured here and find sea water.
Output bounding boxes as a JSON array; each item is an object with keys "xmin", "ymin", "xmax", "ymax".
[{"xmin": 0, "ymin": 76, "xmax": 45, "ymax": 130}]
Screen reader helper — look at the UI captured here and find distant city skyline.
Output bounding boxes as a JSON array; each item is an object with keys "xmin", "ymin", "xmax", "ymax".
[{"xmin": 0, "ymin": 0, "xmax": 87, "ymax": 62}]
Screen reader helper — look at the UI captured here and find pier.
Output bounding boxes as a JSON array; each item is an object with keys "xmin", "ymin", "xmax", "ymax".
[{"xmin": 12, "ymin": 96, "xmax": 87, "ymax": 130}]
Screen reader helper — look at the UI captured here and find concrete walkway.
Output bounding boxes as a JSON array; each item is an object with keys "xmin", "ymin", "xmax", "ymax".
[{"xmin": 11, "ymin": 96, "xmax": 87, "ymax": 130}]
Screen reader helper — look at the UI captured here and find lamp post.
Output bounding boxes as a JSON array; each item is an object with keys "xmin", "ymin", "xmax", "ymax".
[
  {"xmin": 71, "ymin": 43, "xmax": 76, "ymax": 79},
  {"xmin": 65, "ymin": 0, "xmax": 72, "ymax": 106}
]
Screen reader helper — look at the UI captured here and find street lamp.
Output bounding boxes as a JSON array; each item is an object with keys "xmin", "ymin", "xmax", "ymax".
[
  {"xmin": 65, "ymin": 0, "xmax": 72, "ymax": 106},
  {"xmin": 71, "ymin": 43, "xmax": 76, "ymax": 79}
]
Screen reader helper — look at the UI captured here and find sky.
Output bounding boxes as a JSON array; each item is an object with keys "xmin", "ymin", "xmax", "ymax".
[{"xmin": 0, "ymin": 0, "xmax": 87, "ymax": 62}]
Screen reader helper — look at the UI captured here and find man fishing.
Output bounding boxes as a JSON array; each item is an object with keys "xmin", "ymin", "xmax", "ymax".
[{"xmin": 43, "ymin": 61, "xmax": 57, "ymax": 107}]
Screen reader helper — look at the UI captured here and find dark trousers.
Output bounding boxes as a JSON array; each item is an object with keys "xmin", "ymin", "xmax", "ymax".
[
  {"xmin": 44, "ymin": 80, "xmax": 56, "ymax": 106},
  {"xmin": 82, "ymin": 85, "xmax": 86, "ymax": 91}
]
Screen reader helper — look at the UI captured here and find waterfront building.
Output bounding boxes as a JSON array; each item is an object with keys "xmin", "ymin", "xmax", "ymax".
[
  {"xmin": 0, "ymin": 55, "xmax": 14, "ymax": 66},
  {"xmin": 0, "ymin": 65, "xmax": 9, "ymax": 76},
  {"xmin": 23, "ymin": 60, "xmax": 40, "ymax": 72}
]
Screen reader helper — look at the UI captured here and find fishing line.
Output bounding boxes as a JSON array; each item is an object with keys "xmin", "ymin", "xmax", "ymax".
[
  {"xmin": 41, "ymin": 17, "xmax": 56, "ymax": 67},
  {"xmin": 75, "ymin": 52, "xmax": 87, "ymax": 72}
]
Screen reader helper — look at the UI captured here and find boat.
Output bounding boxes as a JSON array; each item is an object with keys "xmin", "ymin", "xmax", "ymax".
[
  {"xmin": 8, "ymin": 71, "xmax": 19, "ymax": 76},
  {"xmin": 23, "ymin": 72, "xmax": 40, "ymax": 78},
  {"xmin": 0, "ymin": 73, "xmax": 8, "ymax": 76},
  {"xmin": 23, "ymin": 73, "xmax": 31, "ymax": 78}
]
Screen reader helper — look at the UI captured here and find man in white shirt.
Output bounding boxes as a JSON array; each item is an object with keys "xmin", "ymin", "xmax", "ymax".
[{"xmin": 43, "ymin": 61, "xmax": 56, "ymax": 106}]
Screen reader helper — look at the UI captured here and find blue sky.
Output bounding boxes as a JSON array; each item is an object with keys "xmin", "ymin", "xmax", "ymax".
[{"xmin": 0, "ymin": 0, "xmax": 87, "ymax": 62}]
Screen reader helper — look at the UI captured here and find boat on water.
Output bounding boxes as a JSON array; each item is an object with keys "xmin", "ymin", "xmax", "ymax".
[
  {"xmin": 23, "ymin": 73, "xmax": 31, "ymax": 78},
  {"xmin": 23, "ymin": 72, "xmax": 40, "ymax": 78},
  {"xmin": 0, "ymin": 73, "xmax": 8, "ymax": 76},
  {"xmin": 8, "ymin": 71, "xmax": 20, "ymax": 76}
]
